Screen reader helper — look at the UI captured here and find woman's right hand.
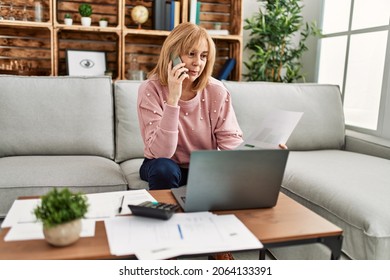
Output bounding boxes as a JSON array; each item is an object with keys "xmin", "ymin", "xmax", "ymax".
[{"xmin": 166, "ymin": 60, "xmax": 188, "ymax": 106}]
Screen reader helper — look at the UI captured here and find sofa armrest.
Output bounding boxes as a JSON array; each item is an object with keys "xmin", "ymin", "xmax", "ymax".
[{"xmin": 345, "ymin": 129, "xmax": 390, "ymax": 160}]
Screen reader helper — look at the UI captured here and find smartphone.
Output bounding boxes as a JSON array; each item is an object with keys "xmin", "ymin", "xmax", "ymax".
[
  {"xmin": 172, "ymin": 56, "xmax": 183, "ymax": 68},
  {"xmin": 171, "ymin": 55, "xmax": 187, "ymax": 77}
]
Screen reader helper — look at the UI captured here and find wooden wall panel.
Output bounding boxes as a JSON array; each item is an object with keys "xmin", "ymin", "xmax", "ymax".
[
  {"xmin": 123, "ymin": 33, "xmax": 167, "ymax": 77},
  {"xmin": 0, "ymin": 0, "xmax": 50, "ymax": 22},
  {"xmin": 0, "ymin": 26, "xmax": 52, "ymax": 75}
]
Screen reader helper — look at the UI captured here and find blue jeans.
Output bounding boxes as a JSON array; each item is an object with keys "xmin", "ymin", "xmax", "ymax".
[{"xmin": 139, "ymin": 158, "xmax": 189, "ymax": 190}]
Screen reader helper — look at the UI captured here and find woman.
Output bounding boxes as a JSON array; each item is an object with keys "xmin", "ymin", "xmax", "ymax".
[{"xmin": 137, "ymin": 22, "xmax": 243, "ymax": 191}]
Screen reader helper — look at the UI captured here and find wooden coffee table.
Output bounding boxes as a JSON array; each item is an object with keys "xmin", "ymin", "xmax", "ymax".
[
  {"xmin": 152, "ymin": 190, "xmax": 343, "ymax": 260},
  {"xmin": 0, "ymin": 190, "xmax": 343, "ymax": 260}
]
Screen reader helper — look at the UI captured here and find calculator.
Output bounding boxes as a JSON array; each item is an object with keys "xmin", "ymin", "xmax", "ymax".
[{"xmin": 128, "ymin": 201, "xmax": 180, "ymax": 220}]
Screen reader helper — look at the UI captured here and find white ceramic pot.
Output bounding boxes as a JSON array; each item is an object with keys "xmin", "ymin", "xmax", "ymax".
[
  {"xmin": 81, "ymin": 17, "xmax": 91, "ymax": 27},
  {"xmin": 43, "ymin": 219, "xmax": 82, "ymax": 247},
  {"xmin": 64, "ymin": 18, "xmax": 73, "ymax": 26},
  {"xmin": 99, "ymin": 20, "xmax": 108, "ymax": 27}
]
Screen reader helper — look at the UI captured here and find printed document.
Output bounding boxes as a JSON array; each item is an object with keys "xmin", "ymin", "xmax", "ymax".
[
  {"xmin": 237, "ymin": 109, "xmax": 303, "ymax": 150},
  {"xmin": 104, "ymin": 212, "xmax": 262, "ymax": 260},
  {"xmin": 2, "ymin": 189, "xmax": 157, "ymax": 241}
]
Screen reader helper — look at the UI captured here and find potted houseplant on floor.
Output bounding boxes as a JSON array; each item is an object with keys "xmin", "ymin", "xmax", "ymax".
[
  {"xmin": 64, "ymin": 13, "xmax": 73, "ymax": 26},
  {"xmin": 243, "ymin": 0, "xmax": 321, "ymax": 82},
  {"xmin": 99, "ymin": 17, "xmax": 108, "ymax": 27},
  {"xmin": 78, "ymin": 3, "xmax": 92, "ymax": 26},
  {"xmin": 34, "ymin": 188, "xmax": 89, "ymax": 246}
]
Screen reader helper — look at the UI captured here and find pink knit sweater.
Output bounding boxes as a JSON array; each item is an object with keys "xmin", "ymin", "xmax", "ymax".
[{"xmin": 137, "ymin": 76, "xmax": 243, "ymax": 166}]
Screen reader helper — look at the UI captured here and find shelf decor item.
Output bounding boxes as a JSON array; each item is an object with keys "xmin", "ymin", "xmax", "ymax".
[
  {"xmin": 0, "ymin": 1, "xmax": 3, "ymax": 20},
  {"xmin": 33, "ymin": 188, "xmax": 89, "ymax": 247},
  {"xmin": 130, "ymin": 5, "xmax": 149, "ymax": 29},
  {"xmin": 99, "ymin": 17, "xmax": 108, "ymax": 27},
  {"xmin": 78, "ymin": 3, "xmax": 92, "ymax": 26},
  {"xmin": 64, "ymin": 13, "xmax": 73, "ymax": 26},
  {"xmin": 34, "ymin": 0, "xmax": 42, "ymax": 22},
  {"xmin": 66, "ymin": 49, "xmax": 106, "ymax": 76}
]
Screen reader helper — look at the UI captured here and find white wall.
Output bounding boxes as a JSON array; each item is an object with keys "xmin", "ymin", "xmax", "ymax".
[{"xmin": 242, "ymin": 0, "xmax": 322, "ymax": 82}]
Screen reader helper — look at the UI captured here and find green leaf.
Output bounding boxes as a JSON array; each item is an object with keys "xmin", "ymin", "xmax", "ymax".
[{"xmin": 34, "ymin": 188, "xmax": 89, "ymax": 228}]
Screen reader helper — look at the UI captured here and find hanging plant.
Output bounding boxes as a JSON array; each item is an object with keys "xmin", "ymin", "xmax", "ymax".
[{"xmin": 243, "ymin": 0, "xmax": 321, "ymax": 83}]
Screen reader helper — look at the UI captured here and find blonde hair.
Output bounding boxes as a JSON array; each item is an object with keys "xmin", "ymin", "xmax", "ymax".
[{"xmin": 148, "ymin": 22, "xmax": 216, "ymax": 92}]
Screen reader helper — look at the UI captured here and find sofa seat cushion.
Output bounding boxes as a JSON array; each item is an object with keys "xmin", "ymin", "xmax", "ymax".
[
  {"xmin": 282, "ymin": 150, "xmax": 390, "ymax": 259},
  {"xmin": 120, "ymin": 158, "xmax": 149, "ymax": 190},
  {"xmin": 0, "ymin": 156, "xmax": 128, "ymax": 217}
]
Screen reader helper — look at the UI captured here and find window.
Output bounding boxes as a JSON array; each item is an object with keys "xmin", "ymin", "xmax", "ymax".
[{"xmin": 317, "ymin": 0, "xmax": 390, "ymax": 135}]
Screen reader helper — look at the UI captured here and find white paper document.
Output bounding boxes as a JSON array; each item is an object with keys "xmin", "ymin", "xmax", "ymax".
[
  {"xmin": 2, "ymin": 189, "xmax": 156, "ymax": 242},
  {"xmin": 237, "ymin": 109, "xmax": 303, "ymax": 150},
  {"xmin": 2, "ymin": 199, "xmax": 41, "ymax": 228},
  {"xmin": 104, "ymin": 212, "xmax": 262, "ymax": 260},
  {"xmin": 85, "ymin": 189, "xmax": 157, "ymax": 219},
  {"xmin": 4, "ymin": 219, "xmax": 96, "ymax": 242},
  {"xmin": 2, "ymin": 189, "xmax": 157, "ymax": 229}
]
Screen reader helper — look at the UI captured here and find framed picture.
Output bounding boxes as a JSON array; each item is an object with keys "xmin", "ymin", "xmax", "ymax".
[{"xmin": 66, "ymin": 50, "xmax": 106, "ymax": 76}]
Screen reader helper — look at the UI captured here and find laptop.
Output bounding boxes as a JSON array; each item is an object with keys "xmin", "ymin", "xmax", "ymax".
[{"xmin": 171, "ymin": 149, "xmax": 289, "ymax": 212}]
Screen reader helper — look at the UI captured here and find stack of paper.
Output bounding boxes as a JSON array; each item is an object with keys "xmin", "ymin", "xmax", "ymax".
[
  {"xmin": 2, "ymin": 189, "xmax": 157, "ymax": 242},
  {"xmin": 104, "ymin": 212, "xmax": 262, "ymax": 260}
]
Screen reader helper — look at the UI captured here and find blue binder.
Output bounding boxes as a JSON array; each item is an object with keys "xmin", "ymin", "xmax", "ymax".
[{"xmin": 217, "ymin": 58, "xmax": 236, "ymax": 80}]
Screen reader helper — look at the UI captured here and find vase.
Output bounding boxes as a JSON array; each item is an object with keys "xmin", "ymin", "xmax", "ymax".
[
  {"xmin": 99, "ymin": 20, "xmax": 108, "ymax": 27},
  {"xmin": 43, "ymin": 219, "xmax": 82, "ymax": 246},
  {"xmin": 34, "ymin": 0, "xmax": 42, "ymax": 22},
  {"xmin": 81, "ymin": 17, "xmax": 91, "ymax": 27},
  {"xmin": 64, "ymin": 18, "xmax": 73, "ymax": 26}
]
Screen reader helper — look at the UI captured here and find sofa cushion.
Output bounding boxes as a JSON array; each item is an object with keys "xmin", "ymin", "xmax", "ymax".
[
  {"xmin": 0, "ymin": 76, "xmax": 115, "ymax": 159},
  {"xmin": 0, "ymin": 156, "xmax": 128, "ymax": 217},
  {"xmin": 114, "ymin": 81, "xmax": 145, "ymax": 162},
  {"xmin": 120, "ymin": 158, "xmax": 149, "ymax": 190},
  {"xmin": 282, "ymin": 150, "xmax": 390, "ymax": 259},
  {"xmin": 222, "ymin": 81, "xmax": 345, "ymax": 150}
]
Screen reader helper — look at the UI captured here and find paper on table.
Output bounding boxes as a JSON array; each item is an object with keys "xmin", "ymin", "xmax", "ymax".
[
  {"xmin": 2, "ymin": 189, "xmax": 157, "ymax": 229},
  {"xmin": 4, "ymin": 219, "xmax": 96, "ymax": 242},
  {"xmin": 104, "ymin": 212, "xmax": 262, "ymax": 260},
  {"xmin": 2, "ymin": 199, "xmax": 41, "ymax": 228},
  {"xmin": 237, "ymin": 109, "xmax": 303, "ymax": 150},
  {"xmin": 135, "ymin": 214, "xmax": 263, "ymax": 260},
  {"xmin": 104, "ymin": 212, "xmax": 215, "ymax": 257},
  {"xmin": 85, "ymin": 189, "xmax": 157, "ymax": 219}
]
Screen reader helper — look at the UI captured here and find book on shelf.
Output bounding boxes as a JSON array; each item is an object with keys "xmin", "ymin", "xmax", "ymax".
[
  {"xmin": 166, "ymin": 1, "xmax": 174, "ymax": 30},
  {"xmin": 189, "ymin": 0, "xmax": 197, "ymax": 24},
  {"xmin": 174, "ymin": 1, "xmax": 180, "ymax": 28},
  {"xmin": 189, "ymin": 0, "xmax": 201, "ymax": 25},
  {"xmin": 196, "ymin": 1, "xmax": 201, "ymax": 25},
  {"xmin": 165, "ymin": 1, "xmax": 180, "ymax": 31},
  {"xmin": 153, "ymin": 0, "xmax": 180, "ymax": 31},
  {"xmin": 153, "ymin": 0, "xmax": 166, "ymax": 30},
  {"xmin": 217, "ymin": 58, "xmax": 236, "ymax": 80}
]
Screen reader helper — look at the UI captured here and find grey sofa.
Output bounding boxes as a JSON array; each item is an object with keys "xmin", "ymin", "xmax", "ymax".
[
  {"xmin": 1, "ymin": 76, "xmax": 390, "ymax": 260},
  {"xmin": 222, "ymin": 81, "xmax": 390, "ymax": 260}
]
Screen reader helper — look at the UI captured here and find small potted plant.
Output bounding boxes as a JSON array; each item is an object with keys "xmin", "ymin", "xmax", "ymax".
[
  {"xmin": 78, "ymin": 3, "xmax": 92, "ymax": 26},
  {"xmin": 64, "ymin": 13, "xmax": 73, "ymax": 26},
  {"xmin": 99, "ymin": 17, "xmax": 108, "ymax": 27},
  {"xmin": 34, "ymin": 188, "xmax": 89, "ymax": 247}
]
